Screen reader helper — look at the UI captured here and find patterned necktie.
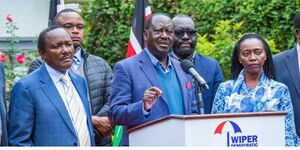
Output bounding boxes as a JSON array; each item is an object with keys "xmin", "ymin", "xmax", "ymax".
[
  {"xmin": 61, "ymin": 75, "xmax": 91, "ymax": 146},
  {"xmin": 73, "ymin": 56, "xmax": 80, "ymax": 65}
]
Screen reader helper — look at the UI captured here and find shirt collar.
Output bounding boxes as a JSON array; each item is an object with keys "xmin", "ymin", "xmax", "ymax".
[
  {"xmin": 145, "ymin": 48, "xmax": 172, "ymax": 73},
  {"xmin": 45, "ymin": 63, "xmax": 69, "ymax": 84}
]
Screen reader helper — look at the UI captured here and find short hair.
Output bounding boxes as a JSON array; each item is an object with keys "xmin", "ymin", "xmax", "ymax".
[
  {"xmin": 37, "ymin": 25, "xmax": 65, "ymax": 52},
  {"xmin": 294, "ymin": 12, "xmax": 300, "ymax": 30},
  {"xmin": 53, "ymin": 8, "xmax": 80, "ymax": 25},
  {"xmin": 144, "ymin": 13, "xmax": 172, "ymax": 30},
  {"xmin": 172, "ymin": 14, "xmax": 192, "ymax": 21},
  {"xmin": 231, "ymin": 33, "xmax": 275, "ymax": 80}
]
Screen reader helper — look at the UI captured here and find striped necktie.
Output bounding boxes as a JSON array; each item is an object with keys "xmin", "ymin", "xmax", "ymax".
[{"xmin": 61, "ymin": 75, "xmax": 91, "ymax": 146}]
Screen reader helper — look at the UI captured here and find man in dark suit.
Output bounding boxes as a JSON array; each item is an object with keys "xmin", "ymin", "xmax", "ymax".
[
  {"xmin": 28, "ymin": 9, "xmax": 112, "ymax": 146},
  {"xmin": 273, "ymin": 12, "xmax": 300, "ymax": 138},
  {"xmin": 109, "ymin": 13, "xmax": 199, "ymax": 146},
  {"xmin": 171, "ymin": 14, "xmax": 224, "ymax": 114},
  {"xmin": 8, "ymin": 26, "xmax": 95, "ymax": 146},
  {"xmin": 0, "ymin": 62, "xmax": 7, "ymax": 146}
]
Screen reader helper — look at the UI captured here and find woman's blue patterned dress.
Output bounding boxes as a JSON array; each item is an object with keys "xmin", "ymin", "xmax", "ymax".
[{"xmin": 212, "ymin": 70, "xmax": 299, "ymax": 146}]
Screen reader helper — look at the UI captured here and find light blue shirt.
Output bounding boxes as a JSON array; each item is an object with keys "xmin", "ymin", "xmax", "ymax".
[
  {"xmin": 73, "ymin": 48, "xmax": 82, "ymax": 70},
  {"xmin": 146, "ymin": 48, "xmax": 172, "ymax": 74}
]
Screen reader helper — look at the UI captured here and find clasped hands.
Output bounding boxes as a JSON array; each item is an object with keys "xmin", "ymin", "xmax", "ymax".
[{"xmin": 92, "ymin": 116, "xmax": 112, "ymax": 137}]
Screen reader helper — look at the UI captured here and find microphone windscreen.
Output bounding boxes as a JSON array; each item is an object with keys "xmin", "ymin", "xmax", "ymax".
[{"xmin": 180, "ymin": 59, "xmax": 194, "ymax": 73}]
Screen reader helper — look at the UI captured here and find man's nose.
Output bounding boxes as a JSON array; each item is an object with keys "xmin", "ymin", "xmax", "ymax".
[
  {"xmin": 182, "ymin": 32, "xmax": 189, "ymax": 40},
  {"xmin": 160, "ymin": 31, "xmax": 168, "ymax": 39},
  {"xmin": 61, "ymin": 45, "xmax": 72, "ymax": 53},
  {"xmin": 70, "ymin": 26, "xmax": 79, "ymax": 33}
]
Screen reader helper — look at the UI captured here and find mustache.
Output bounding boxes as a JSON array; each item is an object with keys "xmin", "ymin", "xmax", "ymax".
[
  {"xmin": 60, "ymin": 54, "xmax": 72, "ymax": 60},
  {"xmin": 157, "ymin": 39, "xmax": 169, "ymax": 44}
]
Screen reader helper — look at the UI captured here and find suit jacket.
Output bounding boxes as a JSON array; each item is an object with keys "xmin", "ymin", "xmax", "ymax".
[
  {"xmin": 109, "ymin": 50, "xmax": 198, "ymax": 146},
  {"xmin": 8, "ymin": 63, "xmax": 95, "ymax": 146},
  {"xmin": 27, "ymin": 47, "xmax": 113, "ymax": 146},
  {"xmin": 193, "ymin": 53, "xmax": 224, "ymax": 114},
  {"xmin": 273, "ymin": 47, "xmax": 300, "ymax": 137},
  {"xmin": 0, "ymin": 63, "xmax": 7, "ymax": 146}
]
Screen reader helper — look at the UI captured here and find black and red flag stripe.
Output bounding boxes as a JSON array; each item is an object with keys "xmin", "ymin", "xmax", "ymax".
[{"xmin": 126, "ymin": 0, "xmax": 152, "ymax": 58}]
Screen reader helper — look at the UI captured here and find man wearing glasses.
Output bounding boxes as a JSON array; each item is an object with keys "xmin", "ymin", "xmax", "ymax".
[
  {"xmin": 171, "ymin": 14, "xmax": 224, "ymax": 114},
  {"xmin": 109, "ymin": 13, "xmax": 199, "ymax": 146},
  {"xmin": 28, "ymin": 9, "xmax": 113, "ymax": 146}
]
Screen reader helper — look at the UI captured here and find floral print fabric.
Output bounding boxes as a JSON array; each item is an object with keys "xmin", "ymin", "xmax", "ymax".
[{"xmin": 212, "ymin": 70, "xmax": 299, "ymax": 146}]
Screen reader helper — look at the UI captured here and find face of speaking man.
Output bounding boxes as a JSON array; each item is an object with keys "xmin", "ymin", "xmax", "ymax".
[
  {"xmin": 172, "ymin": 17, "xmax": 197, "ymax": 60},
  {"xmin": 144, "ymin": 14, "xmax": 174, "ymax": 60},
  {"xmin": 39, "ymin": 28, "xmax": 74, "ymax": 74},
  {"xmin": 55, "ymin": 12, "xmax": 84, "ymax": 51}
]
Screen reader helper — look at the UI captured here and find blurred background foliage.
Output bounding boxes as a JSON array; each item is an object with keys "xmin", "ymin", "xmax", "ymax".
[{"xmin": 82, "ymin": 0, "xmax": 298, "ymax": 80}]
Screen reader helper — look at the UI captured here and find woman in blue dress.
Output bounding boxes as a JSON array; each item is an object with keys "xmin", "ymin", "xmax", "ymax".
[{"xmin": 211, "ymin": 33, "xmax": 299, "ymax": 146}]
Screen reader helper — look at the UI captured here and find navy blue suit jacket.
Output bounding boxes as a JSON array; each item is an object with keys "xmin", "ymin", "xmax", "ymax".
[
  {"xmin": 170, "ymin": 53, "xmax": 224, "ymax": 114},
  {"xmin": 8, "ymin": 63, "xmax": 95, "ymax": 146},
  {"xmin": 273, "ymin": 47, "xmax": 300, "ymax": 137},
  {"xmin": 109, "ymin": 50, "xmax": 198, "ymax": 146},
  {"xmin": 0, "ymin": 62, "xmax": 7, "ymax": 146},
  {"xmin": 193, "ymin": 53, "xmax": 224, "ymax": 114}
]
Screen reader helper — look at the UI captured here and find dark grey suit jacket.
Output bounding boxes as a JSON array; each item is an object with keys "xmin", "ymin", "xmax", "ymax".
[
  {"xmin": 273, "ymin": 47, "xmax": 300, "ymax": 137},
  {"xmin": 0, "ymin": 62, "xmax": 7, "ymax": 146}
]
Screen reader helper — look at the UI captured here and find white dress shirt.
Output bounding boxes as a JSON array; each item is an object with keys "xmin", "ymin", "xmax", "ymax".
[{"xmin": 44, "ymin": 63, "xmax": 87, "ymax": 128}]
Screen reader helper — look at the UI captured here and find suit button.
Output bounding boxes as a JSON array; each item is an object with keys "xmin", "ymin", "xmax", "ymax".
[{"xmin": 74, "ymin": 143, "xmax": 77, "ymax": 146}]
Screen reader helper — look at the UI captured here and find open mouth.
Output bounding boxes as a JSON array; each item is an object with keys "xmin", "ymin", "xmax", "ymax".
[{"xmin": 158, "ymin": 42, "xmax": 169, "ymax": 48}]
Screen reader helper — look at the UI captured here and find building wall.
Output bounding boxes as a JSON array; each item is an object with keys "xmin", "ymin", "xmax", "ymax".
[
  {"xmin": 0, "ymin": 0, "xmax": 50, "ymax": 38},
  {"xmin": 0, "ymin": 0, "xmax": 50, "ymax": 51}
]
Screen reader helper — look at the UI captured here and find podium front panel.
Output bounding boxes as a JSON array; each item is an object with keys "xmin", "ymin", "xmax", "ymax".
[
  {"xmin": 129, "ymin": 113, "xmax": 286, "ymax": 146},
  {"xmin": 185, "ymin": 115, "xmax": 285, "ymax": 146}
]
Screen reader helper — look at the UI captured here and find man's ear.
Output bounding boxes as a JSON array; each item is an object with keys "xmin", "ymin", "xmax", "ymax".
[
  {"xmin": 143, "ymin": 30, "xmax": 148, "ymax": 41},
  {"xmin": 38, "ymin": 49, "xmax": 46, "ymax": 60}
]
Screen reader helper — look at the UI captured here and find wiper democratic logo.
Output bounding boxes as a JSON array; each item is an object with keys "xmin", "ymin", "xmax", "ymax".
[{"xmin": 214, "ymin": 120, "xmax": 258, "ymax": 147}]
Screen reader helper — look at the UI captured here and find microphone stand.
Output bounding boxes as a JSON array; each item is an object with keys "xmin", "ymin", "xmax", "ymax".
[{"xmin": 198, "ymin": 85, "xmax": 205, "ymax": 114}]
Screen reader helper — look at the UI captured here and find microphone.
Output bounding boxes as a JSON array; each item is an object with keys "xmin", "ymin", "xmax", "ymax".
[{"xmin": 180, "ymin": 59, "xmax": 209, "ymax": 90}]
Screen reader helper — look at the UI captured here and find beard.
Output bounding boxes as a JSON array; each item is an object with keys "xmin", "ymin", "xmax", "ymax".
[{"xmin": 172, "ymin": 41, "xmax": 196, "ymax": 59}]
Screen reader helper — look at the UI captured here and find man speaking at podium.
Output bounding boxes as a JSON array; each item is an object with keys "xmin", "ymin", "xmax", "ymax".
[{"xmin": 109, "ymin": 13, "xmax": 199, "ymax": 146}]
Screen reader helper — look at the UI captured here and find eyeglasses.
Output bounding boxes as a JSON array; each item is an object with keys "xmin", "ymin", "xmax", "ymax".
[
  {"xmin": 174, "ymin": 29, "xmax": 196, "ymax": 37},
  {"xmin": 63, "ymin": 24, "xmax": 84, "ymax": 31}
]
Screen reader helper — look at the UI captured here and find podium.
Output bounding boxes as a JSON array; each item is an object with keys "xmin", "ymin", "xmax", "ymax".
[{"xmin": 128, "ymin": 112, "xmax": 287, "ymax": 146}]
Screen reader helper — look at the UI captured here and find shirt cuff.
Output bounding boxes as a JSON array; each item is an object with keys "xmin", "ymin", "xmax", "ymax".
[{"xmin": 142, "ymin": 102, "xmax": 150, "ymax": 116}]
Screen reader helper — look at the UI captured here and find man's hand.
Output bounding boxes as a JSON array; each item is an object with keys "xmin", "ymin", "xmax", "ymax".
[
  {"xmin": 92, "ymin": 116, "xmax": 113, "ymax": 137},
  {"xmin": 143, "ymin": 87, "xmax": 162, "ymax": 111}
]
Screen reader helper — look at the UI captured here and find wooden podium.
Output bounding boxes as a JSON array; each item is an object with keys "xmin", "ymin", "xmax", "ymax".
[{"xmin": 128, "ymin": 112, "xmax": 287, "ymax": 146}]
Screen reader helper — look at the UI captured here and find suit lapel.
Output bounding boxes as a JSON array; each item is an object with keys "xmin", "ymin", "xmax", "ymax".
[
  {"xmin": 171, "ymin": 58, "xmax": 189, "ymax": 114},
  {"xmin": 38, "ymin": 64, "xmax": 77, "ymax": 137},
  {"xmin": 285, "ymin": 48, "xmax": 300, "ymax": 96},
  {"xmin": 138, "ymin": 50, "xmax": 167, "ymax": 101}
]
